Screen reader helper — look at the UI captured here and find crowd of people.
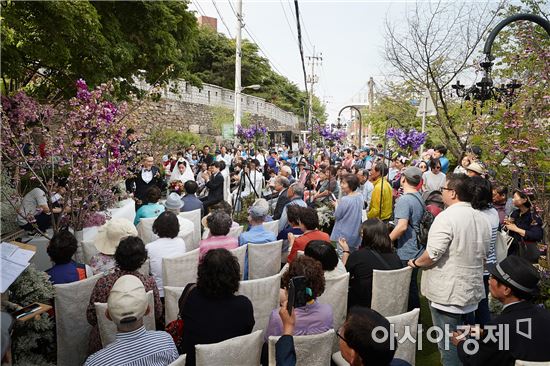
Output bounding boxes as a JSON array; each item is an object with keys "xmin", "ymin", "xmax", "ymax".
[{"xmin": 9, "ymin": 132, "xmax": 549, "ymax": 366}]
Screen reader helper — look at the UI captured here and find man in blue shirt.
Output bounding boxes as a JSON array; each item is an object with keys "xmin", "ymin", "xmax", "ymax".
[
  {"xmin": 239, "ymin": 199, "xmax": 276, "ymax": 279},
  {"xmin": 433, "ymin": 145, "xmax": 449, "ymax": 174},
  {"xmin": 267, "ymin": 150, "xmax": 280, "ymax": 174},
  {"xmin": 181, "ymin": 180, "xmax": 204, "ymax": 215}
]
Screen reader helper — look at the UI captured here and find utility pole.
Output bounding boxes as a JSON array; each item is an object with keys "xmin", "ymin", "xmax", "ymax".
[
  {"xmin": 233, "ymin": 0, "xmax": 243, "ymax": 135},
  {"xmin": 306, "ymin": 47, "xmax": 322, "ymax": 144},
  {"xmin": 367, "ymin": 77, "xmax": 375, "ymax": 146}
]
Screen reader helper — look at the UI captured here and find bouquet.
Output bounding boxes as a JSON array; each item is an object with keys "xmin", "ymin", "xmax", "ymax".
[{"xmin": 169, "ymin": 180, "xmax": 185, "ymax": 194}]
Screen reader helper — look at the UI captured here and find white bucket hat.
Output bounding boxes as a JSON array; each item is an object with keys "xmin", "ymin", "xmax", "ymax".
[{"xmin": 94, "ymin": 218, "xmax": 138, "ymax": 255}]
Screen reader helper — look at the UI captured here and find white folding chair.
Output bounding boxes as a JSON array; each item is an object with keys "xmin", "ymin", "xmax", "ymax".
[
  {"xmin": 248, "ymin": 240, "xmax": 282, "ymax": 280},
  {"xmin": 230, "ymin": 245, "xmax": 248, "ymax": 280},
  {"xmin": 371, "ymin": 266, "xmax": 413, "ymax": 317},
  {"xmin": 95, "ymin": 291, "xmax": 155, "ymax": 346},
  {"xmin": 268, "ymin": 329, "xmax": 335, "ymax": 366},
  {"xmin": 228, "ymin": 225, "xmax": 244, "ymax": 238},
  {"xmin": 195, "ymin": 330, "xmax": 263, "ymax": 366},
  {"xmin": 317, "ymin": 272, "xmax": 349, "ymax": 351},
  {"xmin": 164, "ymin": 286, "xmax": 185, "ymax": 324},
  {"xmin": 137, "ymin": 217, "xmax": 157, "ymax": 244},
  {"xmin": 515, "ymin": 361, "xmax": 550, "ymax": 366},
  {"xmin": 262, "ymin": 220, "xmax": 280, "ymax": 237},
  {"xmin": 162, "ymin": 248, "xmax": 199, "ymax": 287},
  {"xmin": 179, "ymin": 209, "xmax": 202, "ymax": 250},
  {"xmin": 82, "ymin": 240, "xmax": 99, "ymax": 265},
  {"xmin": 138, "ymin": 258, "xmax": 150, "ymax": 276},
  {"xmin": 54, "ymin": 273, "xmax": 104, "ymax": 366},
  {"xmin": 387, "ymin": 308, "xmax": 420, "ymax": 365},
  {"xmin": 169, "ymin": 354, "xmax": 187, "ymax": 366},
  {"xmin": 237, "ymin": 273, "xmax": 281, "ymax": 333},
  {"xmin": 332, "ymin": 351, "xmax": 350, "ymax": 366}
]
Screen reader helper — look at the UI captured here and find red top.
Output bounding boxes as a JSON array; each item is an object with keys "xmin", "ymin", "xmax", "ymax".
[{"xmin": 287, "ymin": 230, "xmax": 330, "ymax": 263}]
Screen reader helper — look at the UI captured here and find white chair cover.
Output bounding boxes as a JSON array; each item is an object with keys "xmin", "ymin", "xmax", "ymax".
[
  {"xmin": 230, "ymin": 245, "xmax": 248, "ymax": 280},
  {"xmin": 195, "ymin": 330, "xmax": 263, "ymax": 366},
  {"xmin": 332, "ymin": 351, "xmax": 350, "ymax": 366},
  {"xmin": 268, "ymin": 329, "xmax": 335, "ymax": 366},
  {"xmin": 262, "ymin": 220, "xmax": 279, "ymax": 237},
  {"xmin": 95, "ymin": 291, "xmax": 155, "ymax": 346},
  {"xmin": 515, "ymin": 361, "xmax": 550, "ymax": 366},
  {"xmin": 54, "ymin": 273, "xmax": 103, "ymax": 366},
  {"xmin": 371, "ymin": 266, "xmax": 413, "ymax": 317},
  {"xmin": 164, "ymin": 286, "xmax": 185, "ymax": 324},
  {"xmin": 317, "ymin": 272, "xmax": 349, "ymax": 351},
  {"xmin": 138, "ymin": 258, "xmax": 150, "ymax": 276},
  {"xmin": 169, "ymin": 354, "xmax": 187, "ymax": 366},
  {"xmin": 248, "ymin": 240, "xmax": 282, "ymax": 280},
  {"xmin": 137, "ymin": 217, "xmax": 157, "ymax": 244},
  {"xmin": 82, "ymin": 240, "xmax": 99, "ymax": 265},
  {"xmin": 179, "ymin": 210, "xmax": 202, "ymax": 250},
  {"xmin": 387, "ymin": 308, "xmax": 420, "ymax": 365},
  {"xmin": 237, "ymin": 273, "xmax": 281, "ymax": 333},
  {"xmin": 228, "ymin": 225, "xmax": 244, "ymax": 238},
  {"xmin": 162, "ymin": 248, "xmax": 199, "ymax": 287}
]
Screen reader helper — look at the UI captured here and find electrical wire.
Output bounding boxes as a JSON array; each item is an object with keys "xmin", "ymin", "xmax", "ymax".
[
  {"xmin": 191, "ymin": 0, "xmax": 206, "ymax": 17},
  {"xmin": 293, "ymin": 0, "xmax": 309, "ymax": 96},
  {"xmin": 210, "ymin": 0, "xmax": 233, "ymax": 38},
  {"xmin": 279, "ymin": 0, "xmax": 301, "ymax": 50}
]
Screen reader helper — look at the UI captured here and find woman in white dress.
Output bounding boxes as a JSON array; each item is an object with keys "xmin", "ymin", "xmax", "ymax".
[{"xmin": 170, "ymin": 159, "xmax": 194, "ymax": 184}]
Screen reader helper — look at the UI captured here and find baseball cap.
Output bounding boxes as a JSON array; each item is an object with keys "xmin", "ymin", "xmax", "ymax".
[
  {"xmin": 402, "ymin": 166, "xmax": 423, "ymax": 186},
  {"xmin": 107, "ymin": 275, "xmax": 148, "ymax": 325}
]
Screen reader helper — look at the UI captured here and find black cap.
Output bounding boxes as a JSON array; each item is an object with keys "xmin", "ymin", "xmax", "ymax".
[{"xmin": 488, "ymin": 256, "xmax": 540, "ymax": 296}]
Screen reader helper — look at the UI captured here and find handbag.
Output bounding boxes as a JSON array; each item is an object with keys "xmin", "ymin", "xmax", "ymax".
[
  {"xmin": 495, "ymin": 228, "xmax": 514, "ymax": 263},
  {"xmin": 165, "ymin": 283, "xmax": 196, "ymax": 345}
]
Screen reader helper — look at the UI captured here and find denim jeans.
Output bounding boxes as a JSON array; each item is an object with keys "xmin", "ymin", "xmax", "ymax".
[
  {"xmin": 474, "ymin": 274, "xmax": 491, "ymax": 326},
  {"xmin": 429, "ymin": 304, "xmax": 472, "ymax": 366},
  {"xmin": 401, "ymin": 260, "xmax": 420, "ymax": 311}
]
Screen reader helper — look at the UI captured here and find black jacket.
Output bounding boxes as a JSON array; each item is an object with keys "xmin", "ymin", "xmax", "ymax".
[
  {"xmin": 273, "ymin": 189, "xmax": 290, "ymax": 220},
  {"xmin": 458, "ymin": 301, "xmax": 550, "ymax": 365},
  {"xmin": 205, "ymin": 172, "xmax": 224, "ymax": 203},
  {"xmin": 133, "ymin": 166, "xmax": 163, "ymax": 202}
]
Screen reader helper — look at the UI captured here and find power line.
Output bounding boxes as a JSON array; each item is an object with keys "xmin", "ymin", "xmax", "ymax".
[
  {"xmin": 293, "ymin": 0, "xmax": 309, "ymax": 96},
  {"xmin": 296, "ymin": 2, "xmax": 315, "ymax": 52},
  {"xmin": 210, "ymin": 0, "xmax": 233, "ymax": 38},
  {"xmin": 280, "ymin": 0, "xmax": 300, "ymax": 48},
  {"xmin": 192, "ymin": 0, "xmax": 206, "ymax": 17},
  {"xmin": 242, "ymin": 27, "xmax": 287, "ymax": 77},
  {"xmin": 227, "ymin": 0, "xmax": 237, "ymax": 17}
]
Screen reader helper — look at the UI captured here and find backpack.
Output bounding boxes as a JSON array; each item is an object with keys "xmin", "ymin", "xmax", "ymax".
[{"xmin": 407, "ymin": 193, "xmax": 435, "ymax": 249}]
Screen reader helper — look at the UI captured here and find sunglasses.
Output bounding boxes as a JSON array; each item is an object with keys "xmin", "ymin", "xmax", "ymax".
[{"xmin": 433, "ymin": 166, "xmax": 441, "ymax": 170}]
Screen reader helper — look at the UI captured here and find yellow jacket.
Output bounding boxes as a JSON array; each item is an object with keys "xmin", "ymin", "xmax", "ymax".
[{"xmin": 367, "ymin": 177, "xmax": 393, "ymax": 220}]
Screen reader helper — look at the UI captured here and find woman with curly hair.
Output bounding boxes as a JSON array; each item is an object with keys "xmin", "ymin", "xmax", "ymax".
[
  {"xmin": 177, "ymin": 249, "xmax": 254, "ymax": 366},
  {"xmin": 265, "ymin": 256, "xmax": 333, "ymax": 340}
]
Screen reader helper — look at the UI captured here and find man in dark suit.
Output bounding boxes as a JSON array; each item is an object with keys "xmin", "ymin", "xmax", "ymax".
[
  {"xmin": 272, "ymin": 176, "xmax": 290, "ymax": 220},
  {"xmin": 131, "ymin": 156, "xmax": 164, "ymax": 209},
  {"xmin": 453, "ymin": 255, "xmax": 550, "ymax": 365},
  {"xmin": 200, "ymin": 161, "xmax": 224, "ymax": 213}
]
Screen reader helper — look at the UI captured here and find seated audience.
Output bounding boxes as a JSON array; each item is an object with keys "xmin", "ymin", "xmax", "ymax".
[
  {"xmin": 453, "ymin": 256, "xmax": 550, "ymax": 364},
  {"xmin": 341, "ymin": 219, "xmax": 402, "ymax": 309},
  {"xmin": 198, "ymin": 211, "xmax": 238, "ymax": 260},
  {"xmin": 304, "ymin": 240, "xmax": 347, "ymax": 279},
  {"xmin": 134, "ymin": 186, "xmax": 165, "ymax": 226},
  {"xmin": 146, "ymin": 211, "xmax": 186, "ymax": 297},
  {"xmin": 46, "ymin": 230, "xmax": 92, "ymax": 284},
  {"xmin": 239, "ymin": 199, "xmax": 276, "ymax": 246},
  {"xmin": 178, "ymin": 249, "xmax": 254, "ymax": 366},
  {"xmin": 87, "ymin": 236, "xmax": 163, "ymax": 355},
  {"xmin": 181, "ymin": 180, "xmax": 204, "ymax": 214},
  {"xmin": 287, "ymin": 207, "xmax": 330, "ymax": 263},
  {"xmin": 163, "ymin": 192, "xmax": 194, "ymax": 239},
  {"xmin": 277, "ymin": 205, "xmax": 304, "ymax": 262},
  {"xmin": 265, "ymin": 256, "xmax": 332, "ymax": 339},
  {"xmin": 84, "ymin": 275, "xmax": 178, "ymax": 366},
  {"xmin": 89, "ymin": 218, "xmax": 138, "ymax": 275},
  {"xmin": 17, "ymin": 186, "xmax": 53, "ymax": 233},
  {"xmin": 202, "ymin": 200, "xmax": 240, "ymax": 238}
]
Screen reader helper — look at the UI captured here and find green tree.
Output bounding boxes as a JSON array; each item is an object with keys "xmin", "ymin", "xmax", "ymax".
[{"xmin": 1, "ymin": 0, "xmax": 199, "ymax": 100}]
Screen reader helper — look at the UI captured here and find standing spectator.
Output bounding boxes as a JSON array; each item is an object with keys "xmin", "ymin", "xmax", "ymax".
[
  {"xmin": 272, "ymin": 176, "xmax": 291, "ymax": 220},
  {"xmin": 199, "ymin": 145, "xmax": 213, "ymax": 166},
  {"xmin": 492, "ymin": 185, "xmax": 514, "ymax": 225},
  {"xmin": 421, "ymin": 158, "xmax": 446, "ymax": 193},
  {"xmin": 278, "ymin": 183, "xmax": 308, "ymax": 232},
  {"xmin": 287, "ymin": 207, "xmax": 330, "ymax": 263},
  {"xmin": 198, "ymin": 211, "xmax": 238, "ymax": 260},
  {"xmin": 356, "ymin": 168, "xmax": 374, "ymax": 210},
  {"xmin": 267, "ymin": 150, "xmax": 280, "ymax": 174},
  {"xmin": 87, "ymin": 236, "xmax": 163, "ymax": 355},
  {"xmin": 84, "ymin": 275, "xmax": 178, "ymax": 366},
  {"xmin": 409, "ymin": 173, "xmax": 490, "ymax": 366},
  {"xmin": 134, "ymin": 186, "xmax": 165, "ymax": 226},
  {"xmin": 200, "ymin": 162, "xmax": 225, "ymax": 212},
  {"xmin": 453, "ymin": 154, "xmax": 472, "ymax": 175},
  {"xmin": 46, "ymin": 230, "xmax": 92, "ymax": 284},
  {"xmin": 181, "ymin": 180, "xmax": 204, "ymax": 214},
  {"xmin": 342, "ymin": 149, "xmax": 355, "ymax": 170},
  {"xmin": 341, "ymin": 219, "xmax": 402, "ymax": 309},
  {"xmin": 504, "ymin": 190, "xmax": 543, "ymax": 262},
  {"xmin": 90, "ymin": 218, "xmax": 138, "ymax": 275},
  {"xmin": 465, "ymin": 162, "xmax": 485, "ymax": 178},
  {"xmin": 367, "ymin": 162, "xmax": 393, "ymax": 222},
  {"xmin": 433, "ymin": 145, "xmax": 449, "ymax": 174},
  {"xmin": 132, "ymin": 156, "xmax": 164, "ymax": 209},
  {"xmin": 178, "ymin": 249, "xmax": 255, "ymax": 366},
  {"xmin": 331, "ymin": 174, "xmax": 363, "ymax": 251},
  {"xmin": 389, "ymin": 167, "xmax": 425, "ymax": 310},
  {"xmin": 146, "ymin": 211, "xmax": 186, "ymax": 298}
]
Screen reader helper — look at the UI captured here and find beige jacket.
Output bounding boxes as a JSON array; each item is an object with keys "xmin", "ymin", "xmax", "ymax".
[{"xmin": 421, "ymin": 202, "xmax": 490, "ymax": 307}]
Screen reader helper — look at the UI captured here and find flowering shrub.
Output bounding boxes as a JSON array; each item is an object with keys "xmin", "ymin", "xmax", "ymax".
[
  {"xmin": 236, "ymin": 124, "xmax": 268, "ymax": 142},
  {"xmin": 1, "ymin": 79, "xmax": 129, "ymax": 234},
  {"xmin": 318, "ymin": 126, "xmax": 346, "ymax": 142},
  {"xmin": 386, "ymin": 128, "xmax": 427, "ymax": 151}
]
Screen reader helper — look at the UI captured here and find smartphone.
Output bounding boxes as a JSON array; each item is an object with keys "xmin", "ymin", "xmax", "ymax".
[
  {"xmin": 12, "ymin": 303, "xmax": 41, "ymax": 319},
  {"xmin": 287, "ymin": 276, "xmax": 307, "ymax": 315}
]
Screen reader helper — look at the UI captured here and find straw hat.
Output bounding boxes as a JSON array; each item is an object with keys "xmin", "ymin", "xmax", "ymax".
[{"xmin": 94, "ymin": 218, "xmax": 138, "ymax": 255}]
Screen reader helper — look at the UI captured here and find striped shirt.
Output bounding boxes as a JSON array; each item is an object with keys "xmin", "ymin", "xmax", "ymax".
[
  {"xmin": 84, "ymin": 326, "xmax": 178, "ymax": 366},
  {"xmin": 481, "ymin": 208, "xmax": 500, "ymax": 275}
]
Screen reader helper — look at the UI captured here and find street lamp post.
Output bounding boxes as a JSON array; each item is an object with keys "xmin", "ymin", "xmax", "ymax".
[{"xmin": 338, "ymin": 105, "xmax": 363, "ymax": 147}]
